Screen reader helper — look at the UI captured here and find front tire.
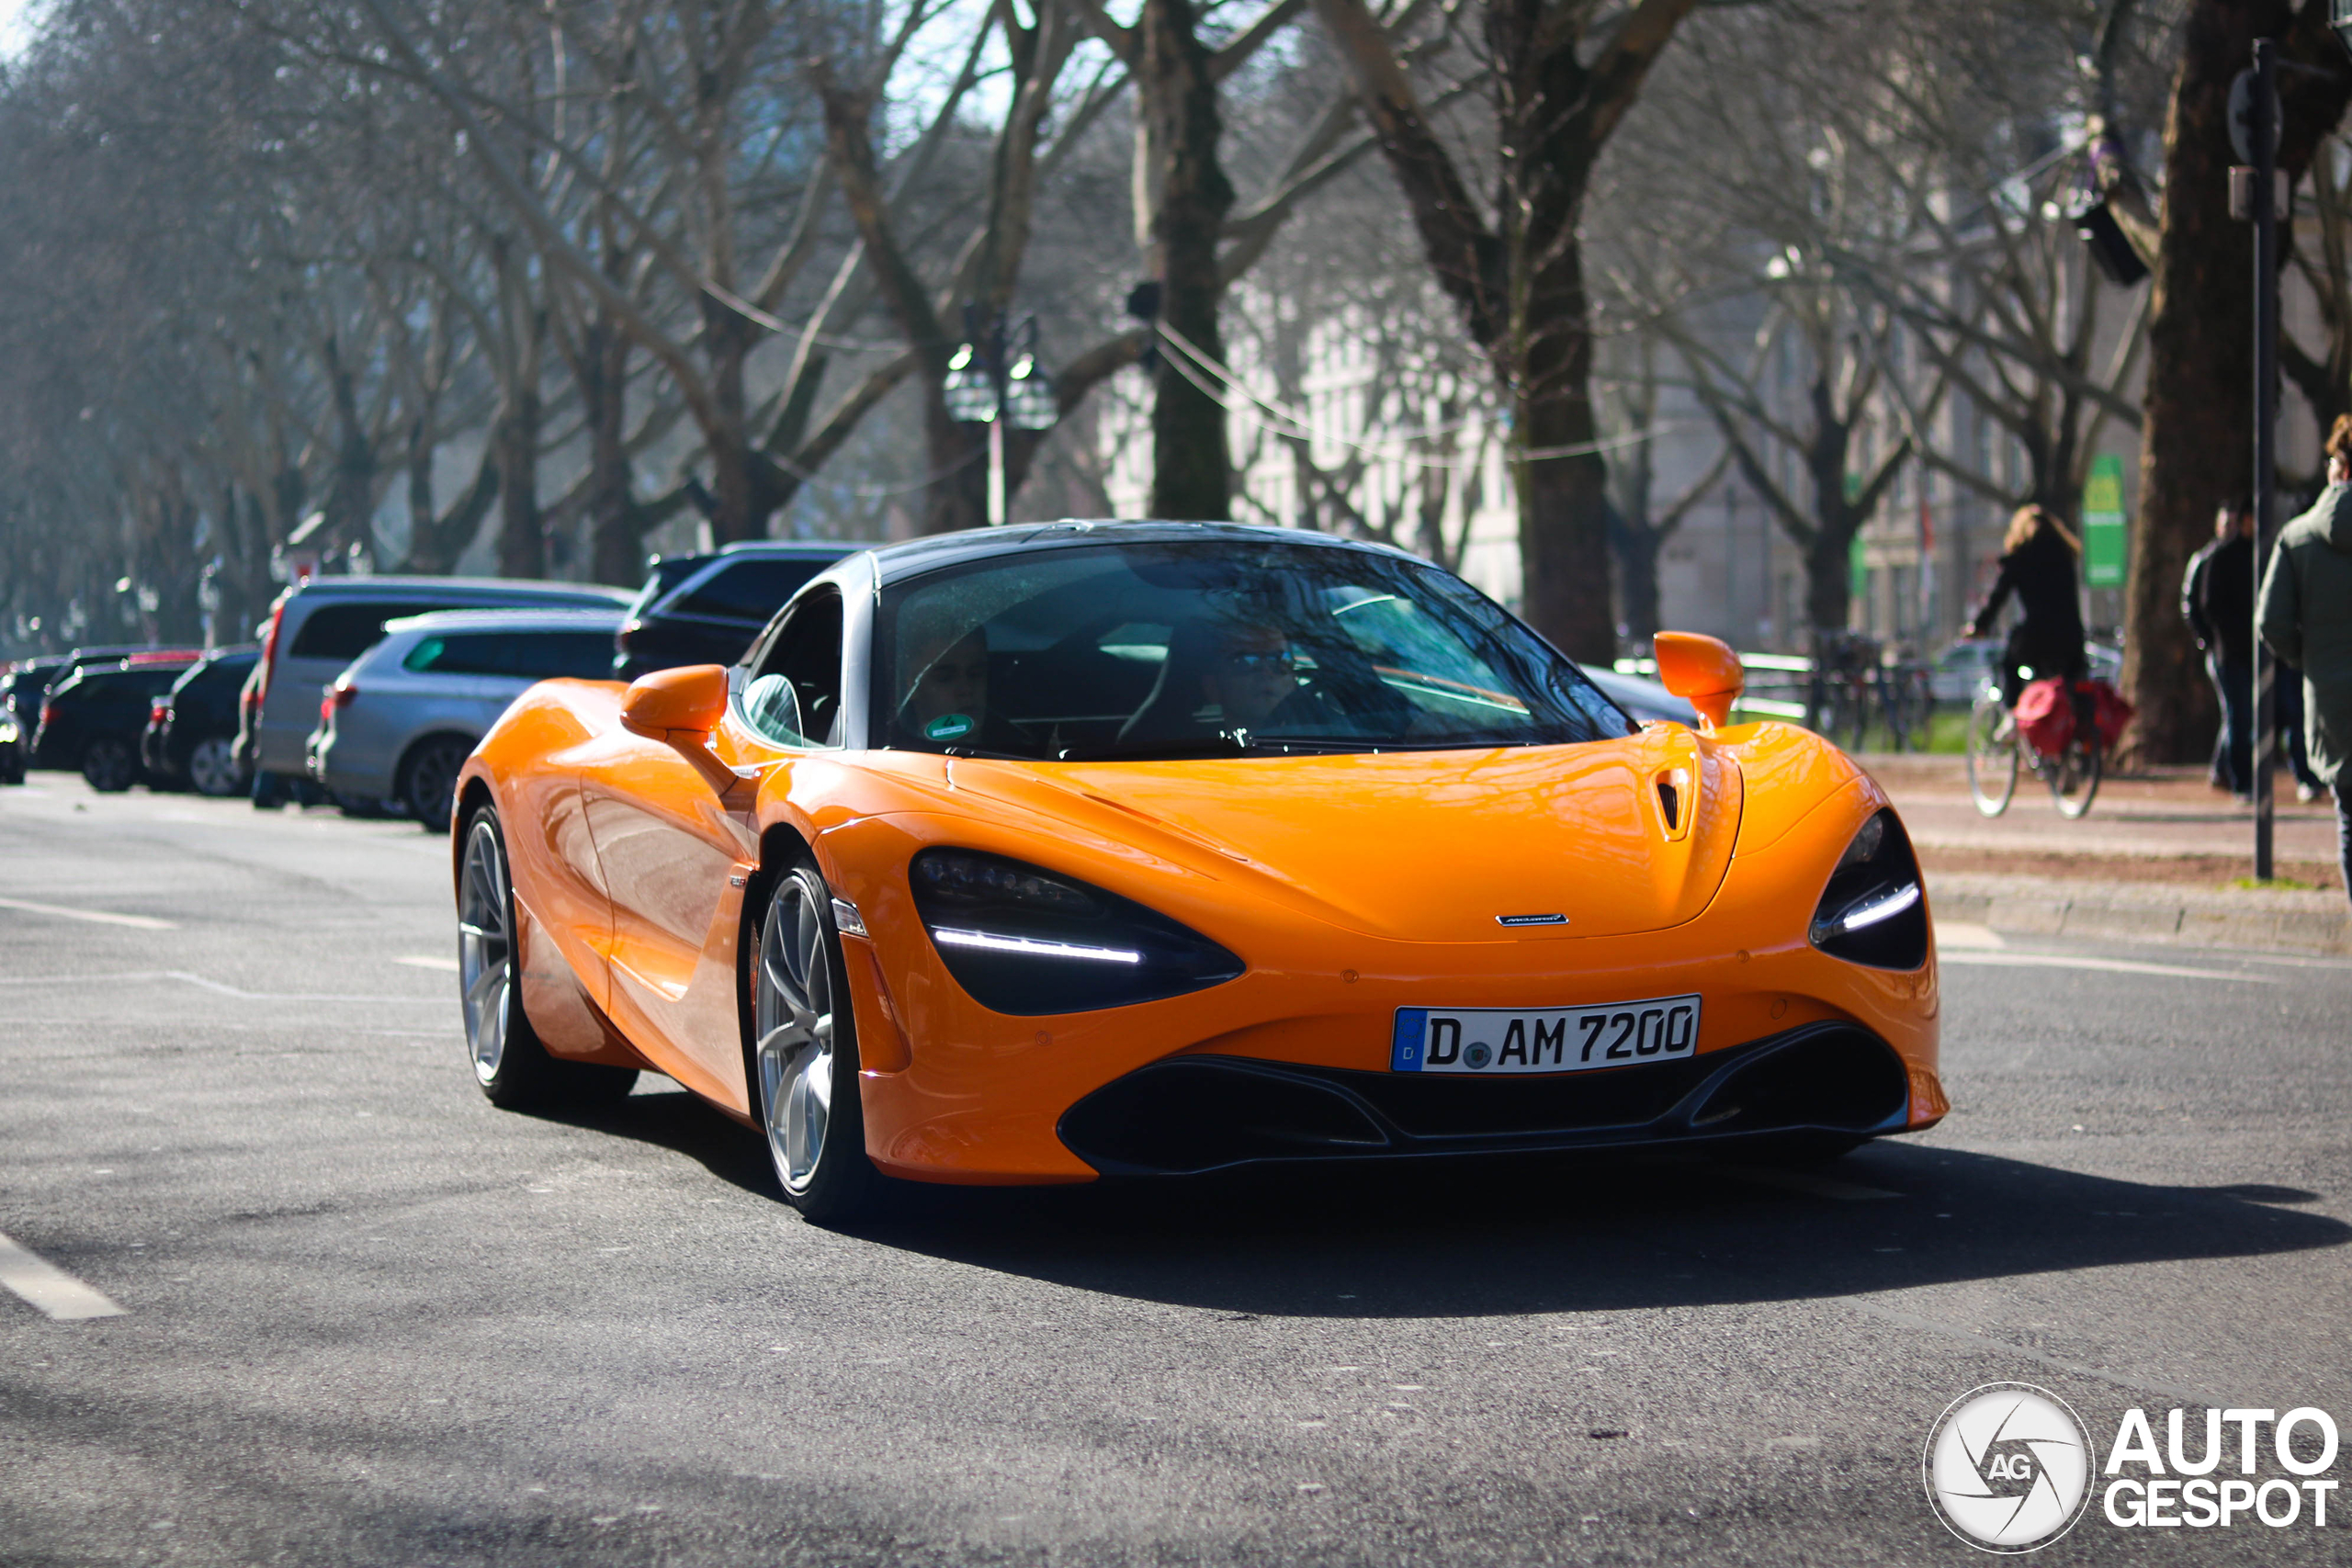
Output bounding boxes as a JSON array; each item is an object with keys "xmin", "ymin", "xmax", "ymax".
[
  {"xmin": 1965, "ymin": 687, "xmax": 2018, "ymax": 818},
  {"xmin": 751, "ymin": 863, "xmax": 881, "ymax": 1224},
  {"xmin": 82, "ymin": 737, "xmax": 138, "ymax": 793},
  {"xmin": 458, "ymin": 806, "xmax": 636, "ymax": 1110}
]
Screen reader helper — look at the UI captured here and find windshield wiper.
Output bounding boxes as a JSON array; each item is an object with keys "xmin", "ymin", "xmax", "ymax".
[
  {"xmin": 1051, "ymin": 736, "xmax": 1251, "ymax": 762},
  {"xmin": 1053, "ymin": 733, "xmax": 1383, "ymax": 761}
]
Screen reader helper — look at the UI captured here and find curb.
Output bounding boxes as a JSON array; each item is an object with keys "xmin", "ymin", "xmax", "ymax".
[{"xmin": 1927, "ymin": 871, "xmax": 2352, "ymax": 958}]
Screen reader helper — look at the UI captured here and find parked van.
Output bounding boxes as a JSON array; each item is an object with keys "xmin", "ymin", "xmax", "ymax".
[{"xmin": 240, "ymin": 576, "xmax": 629, "ymax": 804}]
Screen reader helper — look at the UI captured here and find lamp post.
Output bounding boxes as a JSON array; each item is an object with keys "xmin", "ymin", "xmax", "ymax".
[
  {"xmin": 2249, "ymin": 40, "xmax": 2279, "ymax": 881},
  {"xmin": 942, "ymin": 308, "xmax": 1062, "ymax": 525}
]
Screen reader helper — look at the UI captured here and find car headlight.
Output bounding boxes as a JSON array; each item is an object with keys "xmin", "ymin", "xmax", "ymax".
[
  {"xmin": 1808, "ymin": 808, "xmax": 1928, "ymax": 970},
  {"xmin": 910, "ymin": 848, "xmax": 1245, "ymax": 1015}
]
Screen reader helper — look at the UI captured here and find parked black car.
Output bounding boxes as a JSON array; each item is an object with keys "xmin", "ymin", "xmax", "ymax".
[
  {"xmin": 612, "ymin": 542, "xmax": 858, "ymax": 679},
  {"xmin": 141, "ymin": 647, "xmax": 259, "ymax": 796},
  {"xmin": 33, "ymin": 657, "xmax": 202, "ymax": 791}
]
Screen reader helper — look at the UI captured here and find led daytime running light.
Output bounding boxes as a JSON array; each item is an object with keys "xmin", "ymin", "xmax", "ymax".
[
  {"xmin": 932, "ymin": 928, "xmax": 1142, "ymax": 964},
  {"xmin": 1813, "ymin": 880, "xmax": 1920, "ymax": 942}
]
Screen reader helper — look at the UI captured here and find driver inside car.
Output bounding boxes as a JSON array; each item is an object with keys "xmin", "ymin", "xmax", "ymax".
[
  {"xmin": 898, "ymin": 624, "xmax": 1001, "ymax": 748},
  {"xmin": 1203, "ymin": 624, "xmax": 1304, "ymax": 728}
]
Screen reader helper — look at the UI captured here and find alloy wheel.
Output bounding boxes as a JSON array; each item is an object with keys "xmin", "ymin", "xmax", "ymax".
[
  {"xmin": 404, "ymin": 739, "xmax": 469, "ymax": 831},
  {"xmin": 188, "ymin": 737, "xmax": 241, "ymax": 797},
  {"xmin": 755, "ymin": 874, "xmax": 836, "ymax": 1194},
  {"xmin": 83, "ymin": 738, "xmax": 136, "ymax": 793},
  {"xmin": 458, "ymin": 818, "xmax": 513, "ymax": 1085}
]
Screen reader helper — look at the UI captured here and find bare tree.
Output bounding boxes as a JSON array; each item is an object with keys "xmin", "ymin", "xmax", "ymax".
[{"xmin": 1310, "ymin": 0, "xmax": 1701, "ymax": 661}]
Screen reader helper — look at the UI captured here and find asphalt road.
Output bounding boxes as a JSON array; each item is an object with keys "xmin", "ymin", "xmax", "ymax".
[{"xmin": 4, "ymin": 775, "xmax": 2349, "ymax": 1567}]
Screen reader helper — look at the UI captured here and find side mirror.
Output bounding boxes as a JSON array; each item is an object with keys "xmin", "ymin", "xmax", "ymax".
[
  {"xmin": 1653, "ymin": 632, "xmax": 1743, "ymax": 730},
  {"xmin": 621, "ymin": 663, "xmax": 729, "ymax": 739}
]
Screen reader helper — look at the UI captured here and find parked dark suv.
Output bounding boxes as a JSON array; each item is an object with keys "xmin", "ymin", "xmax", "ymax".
[
  {"xmin": 141, "ymin": 647, "xmax": 260, "ymax": 796},
  {"xmin": 613, "ymin": 542, "xmax": 859, "ymax": 679},
  {"xmin": 33, "ymin": 656, "xmax": 202, "ymax": 790}
]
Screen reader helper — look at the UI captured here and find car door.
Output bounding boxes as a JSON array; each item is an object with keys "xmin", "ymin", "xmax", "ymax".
[{"xmin": 576, "ymin": 590, "xmax": 844, "ymax": 1111}]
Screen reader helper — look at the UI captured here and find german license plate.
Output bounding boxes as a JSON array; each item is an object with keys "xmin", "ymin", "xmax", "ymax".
[{"xmin": 1390, "ymin": 997, "xmax": 1702, "ymax": 1075}]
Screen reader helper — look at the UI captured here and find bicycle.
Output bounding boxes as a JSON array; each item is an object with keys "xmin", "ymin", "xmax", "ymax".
[
  {"xmin": 1966, "ymin": 680, "xmax": 2102, "ymax": 818},
  {"xmin": 1807, "ymin": 632, "xmax": 1881, "ymax": 750},
  {"xmin": 1879, "ymin": 656, "xmax": 1936, "ymax": 752}
]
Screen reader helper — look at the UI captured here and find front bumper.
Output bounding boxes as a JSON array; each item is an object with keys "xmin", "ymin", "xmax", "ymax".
[{"xmin": 1058, "ymin": 1022, "xmax": 1911, "ymax": 1176}]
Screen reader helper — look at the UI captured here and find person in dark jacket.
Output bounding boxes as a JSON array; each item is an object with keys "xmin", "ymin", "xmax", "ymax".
[
  {"xmin": 2183, "ymin": 500, "xmax": 2256, "ymax": 795},
  {"xmin": 2259, "ymin": 414, "xmax": 2352, "ymax": 907},
  {"xmin": 1972, "ymin": 504, "xmax": 2086, "ymax": 709}
]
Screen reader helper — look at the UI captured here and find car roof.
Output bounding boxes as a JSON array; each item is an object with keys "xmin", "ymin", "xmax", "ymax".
[
  {"xmin": 715, "ymin": 540, "xmax": 862, "ymax": 558},
  {"xmin": 381, "ymin": 607, "xmax": 626, "ymax": 636},
  {"xmin": 278, "ymin": 576, "xmax": 632, "ymax": 605},
  {"xmin": 859, "ymin": 519, "xmax": 1411, "ymax": 590}
]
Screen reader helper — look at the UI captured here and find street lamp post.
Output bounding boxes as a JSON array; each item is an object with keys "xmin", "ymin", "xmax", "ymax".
[
  {"xmin": 2250, "ymin": 40, "xmax": 2279, "ymax": 882},
  {"xmin": 942, "ymin": 308, "xmax": 1062, "ymax": 525}
]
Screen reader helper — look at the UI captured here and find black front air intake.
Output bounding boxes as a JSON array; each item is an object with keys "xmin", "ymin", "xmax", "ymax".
[{"xmin": 1058, "ymin": 1024, "xmax": 1914, "ymax": 1176}]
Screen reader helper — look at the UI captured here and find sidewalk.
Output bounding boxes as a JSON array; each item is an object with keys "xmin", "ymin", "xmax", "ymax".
[{"xmin": 1857, "ymin": 754, "xmax": 2352, "ymax": 956}]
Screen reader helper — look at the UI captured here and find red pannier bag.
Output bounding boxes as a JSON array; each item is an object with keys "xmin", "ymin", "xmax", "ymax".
[
  {"xmin": 2079, "ymin": 677, "xmax": 2133, "ymax": 748},
  {"xmin": 2016, "ymin": 676, "xmax": 2133, "ymax": 754}
]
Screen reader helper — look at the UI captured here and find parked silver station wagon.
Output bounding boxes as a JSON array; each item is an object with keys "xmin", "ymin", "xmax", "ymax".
[{"xmin": 306, "ymin": 607, "xmax": 624, "ymax": 830}]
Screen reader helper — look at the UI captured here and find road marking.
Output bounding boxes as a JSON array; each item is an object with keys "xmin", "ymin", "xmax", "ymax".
[
  {"xmin": 394, "ymin": 955, "xmax": 459, "ymax": 973},
  {"xmin": 1933, "ymin": 922, "xmax": 2005, "ymax": 950},
  {"xmin": 1719, "ymin": 1165, "xmax": 1904, "ymax": 1201},
  {"xmin": 1937, "ymin": 951, "xmax": 2277, "ymax": 982},
  {"xmin": 0, "ymin": 1232, "xmax": 126, "ymax": 1321},
  {"xmin": 0, "ymin": 971, "xmax": 442, "ymax": 1003},
  {"xmin": 0, "ymin": 896, "xmax": 175, "ymax": 930}
]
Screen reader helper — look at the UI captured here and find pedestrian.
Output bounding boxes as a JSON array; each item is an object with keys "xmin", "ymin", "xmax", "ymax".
[
  {"xmin": 1971, "ymin": 504, "xmax": 2086, "ymax": 720},
  {"xmin": 2257, "ymin": 413, "xmax": 2352, "ymax": 907},
  {"xmin": 2182, "ymin": 499, "xmax": 2255, "ymax": 796}
]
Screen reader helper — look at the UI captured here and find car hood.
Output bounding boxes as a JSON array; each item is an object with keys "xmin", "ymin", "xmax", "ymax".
[{"xmin": 944, "ymin": 728, "xmax": 1744, "ymax": 942}]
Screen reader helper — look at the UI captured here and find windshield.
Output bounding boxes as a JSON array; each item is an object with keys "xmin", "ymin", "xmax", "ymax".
[{"xmin": 872, "ymin": 539, "xmax": 1635, "ymax": 759}]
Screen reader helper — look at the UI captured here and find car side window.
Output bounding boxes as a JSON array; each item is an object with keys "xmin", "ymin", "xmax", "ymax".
[
  {"xmin": 402, "ymin": 632, "xmax": 616, "ymax": 680},
  {"xmin": 669, "ymin": 558, "xmax": 830, "ymax": 625},
  {"xmin": 288, "ymin": 602, "xmax": 440, "ymax": 660},
  {"xmin": 742, "ymin": 591, "xmax": 844, "ymax": 749}
]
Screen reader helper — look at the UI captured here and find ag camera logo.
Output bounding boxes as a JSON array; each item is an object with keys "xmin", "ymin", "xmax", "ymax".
[{"xmin": 1923, "ymin": 1382, "xmax": 2093, "ymax": 1552}]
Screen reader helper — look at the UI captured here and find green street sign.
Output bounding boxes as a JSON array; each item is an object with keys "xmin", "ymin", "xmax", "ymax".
[{"xmin": 2083, "ymin": 453, "xmax": 2127, "ymax": 588}]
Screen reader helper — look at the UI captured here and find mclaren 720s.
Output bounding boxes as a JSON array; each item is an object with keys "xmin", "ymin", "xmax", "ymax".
[{"xmin": 450, "ymin": 521, "xmax": 1942, "ymax": 1222}]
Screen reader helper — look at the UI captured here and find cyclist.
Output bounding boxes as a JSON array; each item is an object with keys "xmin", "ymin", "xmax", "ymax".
[{"xmin": 1970, "ymin": 504, "xmax": 2086, "ymax": 726}]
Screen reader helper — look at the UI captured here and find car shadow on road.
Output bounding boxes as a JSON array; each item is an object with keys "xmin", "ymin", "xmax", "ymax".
[{"xmin": 832, "ymin": 1142, "xmax": 2348, "ymax": 1319}]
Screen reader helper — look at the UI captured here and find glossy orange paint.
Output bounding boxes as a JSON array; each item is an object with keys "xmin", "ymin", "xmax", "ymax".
[{"xmin": 456, "ymin": 668, "xmax": 1943, "ymax": 1185}]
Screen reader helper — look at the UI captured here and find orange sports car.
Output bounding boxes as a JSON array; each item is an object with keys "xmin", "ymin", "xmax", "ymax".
[{"xmin": 451, "ymin": 521, "xmax": 1942, "ymax": 1222}]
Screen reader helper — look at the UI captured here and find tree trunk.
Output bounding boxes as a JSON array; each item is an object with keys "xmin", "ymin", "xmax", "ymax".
[
  {"xmin": 2123, "ymin": 0, "xmax": 2339, "ymax": 761},
  {"xmin": 494, "ymin": 378, "xmax": 544, "ymax": 580},
  {"xmin": 584, "ymin": 311, "xmax": 647, "ymax": 587},
  {"xmin": 403, "ymin": 421, "xmax": 500, "ymax": 575},
  {"xmin": 704, "ymin": 302, "xmax": 775, "ymax": 545},
  {"xmin": 2120, "ymin": 14, "xmax": 2242, "ymax": 761},
  {"xmin": 1610, "ymin": 513, "xmax": 1663, "ymax": 648},
  {"xmin": 1804, "ymin": 525, "xmax": 1855, "ymax": 636},
  {"xmin": 1141, "ymin": 0, "xmax": 1236, "ymax": 521},
  {"xmin": 320, "ymin": 336, "xmax": 377, "ymax": 560}
]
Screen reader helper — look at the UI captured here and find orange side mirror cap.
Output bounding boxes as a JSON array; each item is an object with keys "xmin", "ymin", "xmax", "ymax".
[
  {"xmin": 1653, "ymin": 632, "xmax": 1743, "ymax": 730},
  {"xmin": 621, "ymin": 664, "xmax": 729, "ymax": 739}
]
